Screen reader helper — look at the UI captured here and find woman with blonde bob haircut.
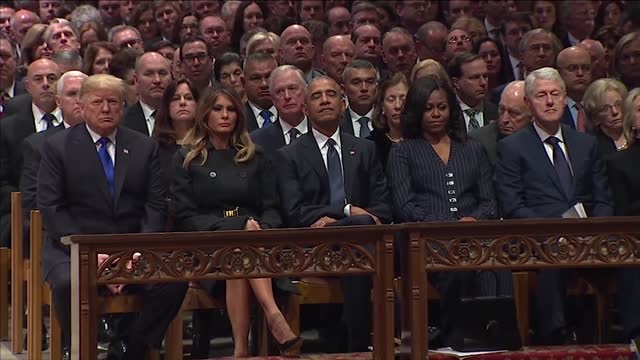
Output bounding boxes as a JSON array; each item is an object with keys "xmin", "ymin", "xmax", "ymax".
[
  {"xmin": 583, "ymin": 78, "xmax": 628, "ymax": 155},
  {"xmin": 171, "ymin": 84, "xmax": 302, "ymax": 358},
  {"xmin": 410, "ymin": 59, "xmax": 452, "ymax": 86}
]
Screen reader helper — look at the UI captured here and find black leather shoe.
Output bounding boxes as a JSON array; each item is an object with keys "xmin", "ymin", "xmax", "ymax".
[
  {"xmin": 107, "ymin": 338, "xmax": 146, "ymax": 360},
  {"xmin": 542, "ymin": 327, "xmax": 579, "ymax": 346},
  {"xmin": 61, "ymin": 346, "xmax": 71, "ymax": 360},
  {"xmin": 98, "ymin": 316, "xmax": 116, "ymax": 342},
  {"xmin": 22, "ymin": 316, "xmax": 49, "ymax": 351}
]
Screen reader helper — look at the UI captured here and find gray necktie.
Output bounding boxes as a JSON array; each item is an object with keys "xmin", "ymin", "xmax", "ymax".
[
  {"xmin": 288, "ymin": 128, "xmax": 300, "ymax": 143},
  {"xmin": 465, "ymin": 109, "xmax": 480, "ymax": 130},
  {"xmin": 358, "ymin": 116, "xmax": 371, "ymax": 138}
]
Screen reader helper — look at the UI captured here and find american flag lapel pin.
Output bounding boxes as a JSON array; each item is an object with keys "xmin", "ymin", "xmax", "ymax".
[
  {"xmin": 349, "ymin": 150, "xmax": 355, "ymax": 155},
  {"xmin": 123, "ymin": 148, "xmax": 129, "ymax": 154}
]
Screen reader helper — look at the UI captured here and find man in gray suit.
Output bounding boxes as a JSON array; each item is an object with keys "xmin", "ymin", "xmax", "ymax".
[{"xmin": 469, "ymin": 81, "xmax": 532, "ymax": 165}]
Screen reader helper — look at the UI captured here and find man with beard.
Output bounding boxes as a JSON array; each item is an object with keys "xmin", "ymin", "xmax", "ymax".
[
  {"xmin": 557, "ymin": 46, "xmax": 592, "ymax": 131},
  {"xmin": 122, "ymin": 52, "xmax": 172, "ymax": 136},
  {"xmin": 0, "ymin": 59, "xmax": 61, "ymax": 247},
  {"xmin": 381, "ymin": 27, "xmax": 417, "ymax": 80}
]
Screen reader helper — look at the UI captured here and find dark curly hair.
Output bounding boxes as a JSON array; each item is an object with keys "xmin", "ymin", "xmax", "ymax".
[{"xmin": 401, "ymin": 75, "xmax": 466, "ymax": 142}]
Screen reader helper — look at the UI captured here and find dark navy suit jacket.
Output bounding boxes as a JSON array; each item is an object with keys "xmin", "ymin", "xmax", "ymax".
[{"xmin": 495, "ymin": 123, "xmax": 612, "ymax": 219}]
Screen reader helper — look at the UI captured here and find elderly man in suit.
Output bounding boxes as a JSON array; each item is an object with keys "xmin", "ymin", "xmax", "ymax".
[
  {"xmin": 494, "ymin": 67, "xmax": 619, "ymax": 345},
  {"xmin": 0, "ymin": 59, "xmax": 62, "ymax": 248},
  {"xmin": 122, "ymin": 52, "xmax": 172, "ymax": 136},
  {"xmin": 38, "ymin": 74, "xmax": 187, "ymax": 359},
  {"xmin": 340, "ymin": 60, "xmax": 378, "ymax": 138},
  {"xmin": 557, "ymin": 46, "xmax": 593, "ymax": 131},
  {"xmin": 449, "ymin": 52, "xmax": 499, "ymax": 134},
  {"xmin": 251, "ymin": 65, "xmax": 308, "ymax": 152},
  {"xmin": 278, "ymin": 76, "xmax": 391, "ymax": 351},
  {"xmin": 469, "ymin": 81, "xmax": 531, "ymax": 165},
  {"xmin": 244, "ymin": 52, "xmax": 278, "ymax": 132},
  {"xmin": 0, "ymin": 33, "xmax": 27, "ymax": 118}
]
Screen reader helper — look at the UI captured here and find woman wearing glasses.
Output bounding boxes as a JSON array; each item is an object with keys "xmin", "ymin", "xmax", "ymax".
[{"xmin": 583, "ymin": 78, "xmax": 628, "ymax": 157}]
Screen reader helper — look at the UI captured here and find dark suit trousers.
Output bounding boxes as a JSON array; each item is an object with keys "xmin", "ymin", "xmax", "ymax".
[
  {"xmin": 46, "ymin": 260, "xmax": 188, "ymax": 348},
  {"xmin": 535, "ymin": 270, "xmax": 566, "ymax": 337},
  {"xmin": 328, "ymin": 214, "xmax": 376, "ymax": 352},
  {"xmin": 618, "ymin": 268, "xmax": 640, "ymax": 338}
]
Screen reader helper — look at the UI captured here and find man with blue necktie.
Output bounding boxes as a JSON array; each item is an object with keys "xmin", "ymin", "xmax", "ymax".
[
  {"xmin": 38, "ymin": 74, "xmax": 187, "ymax": 359},
  {"xmin": 243, "ymin": 52, "xmax": 278, "ymax": 132},
  {"xmin": 278, "ymin": 76, "xmax": 391, "ymax": 352}
]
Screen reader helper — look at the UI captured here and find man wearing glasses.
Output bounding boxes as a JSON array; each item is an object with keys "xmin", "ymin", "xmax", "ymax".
[
  {"xmin": 180, "ymin": 36, "xmax": 214, "ymax": 93},
  {"xmin": 109, "ymin": 25, "xmax": 144, "ymax": 53}
]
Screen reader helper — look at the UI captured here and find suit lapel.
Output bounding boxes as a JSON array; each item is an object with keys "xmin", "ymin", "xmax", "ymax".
[
  {"xmin": 272, "ymin": 120, "xmax": 286, "ymax": 148},
  {"xmin": 113, "ymin": 129, "xmax": 130, "ymax": 205},
  {"xmin": 562, "ymin": 106, "xmax": 576, "ymax": 129},
  {"xmin": 76, "ymin": 126, "xmax": 114, "ymax": 203},
  {"xmin": 561, "ymin": 127, "xmax": 581, "ymax": 195},
  {"xmin": 341, "ymin": 111, "xmax": 354, "ymax": 135},
  {"xmin": 340, "ymin": 133, "xmax": 357, "ymax": 202},
  {"xmin": 525, "ymin": 125, "xmax": 569, "ymax": 200},
  {"xmin": 300, "ymin": 133, "xmax": 329, "ymax": 189}
]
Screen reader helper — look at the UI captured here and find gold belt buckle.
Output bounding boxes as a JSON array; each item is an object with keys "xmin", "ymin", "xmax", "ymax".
[{"xmin": 224, "ymin": 206, "xmax": 239, "ymax": 218}]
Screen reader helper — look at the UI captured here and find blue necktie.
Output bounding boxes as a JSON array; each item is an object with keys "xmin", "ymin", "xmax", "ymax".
[
  {"xmin": 358, "ymin": 117, "xmax": 371, "ymax": 138},
  {"xmin": 288, "ymin": 128, "xmax": 300, "ymax": 143},
  {"xmin": 97, "ymin": 137, "xmax": 115, "ymax": 196},
  {"xmin": 326, "ymin": 138, "xmax": 346, "ymax": 207},
  {"xmin": 42, "ymin": 113, "xmax": 56, "ymax": 130},
  {"xmin": 260, "ymin": 110, "xmax": 272, "ymax": 127},
  {"xmin": 545, "ymin": 136, "xmax": 573, "ymax": 197}
]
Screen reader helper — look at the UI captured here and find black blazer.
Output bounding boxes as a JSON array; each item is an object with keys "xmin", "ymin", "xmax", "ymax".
[
  {"xmin": 171, "ymin": 145, "xmax": 281, "ymax": 231},
  {"xmin": 122, "ymin": 102, "xmax": 151, "ymax": 136},
  {"xmin": 340, "ymin": 108, "xmax": 376, "ymax": 137},
  {"xmin": 607, "ymin": 141, "xmax": 640, "ymax": 216},
  {"xmin": 495, "ymin": 123, "xmax": 613, "ymax": 219},
  {"xmin": 386, "ymin": 138, "xmax": 497, "ymax": 222},
  {"xmin": 468, "ymin": 121, "xmax": 501, "ymax": 166},
  {"xmin": 366, "ymin": 128, "xmax": 395, "ymax": 169},
  {"xmin": 460, "ymin": 101, "xmax": 499, "ymax": 134},
  {"xmin": 245, "ymin": 102, "xmax": 260, "ymax": 133},
  {"xmin": 38, "ymin": 125, "xmax": 166, "ymax": 276},
  {"xmin": 500, "ymin": 50, "xmax": 517, "ymax": 84},
  {"xmin": 562, "ymin": 105, "xmax": 576, "ymax": 129},
  {"xmin": 250, "ymin": 119, "xmax": 286, "ymax": 152},
  {"xmin": 2, "ymin": 89, "xmax": 30, "ymax": 118},
  {"xmin": 277, "ymin": 131, "xmax": 392, "ymax": 227}
]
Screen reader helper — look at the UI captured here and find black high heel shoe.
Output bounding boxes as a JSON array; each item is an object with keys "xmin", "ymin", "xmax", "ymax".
[{"xmin": 277, "ymin": 336, "xmax": 303, "ymax": 357}]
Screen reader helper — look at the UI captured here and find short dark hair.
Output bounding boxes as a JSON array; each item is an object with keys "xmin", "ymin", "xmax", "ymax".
[
  {"xmin": 447, "ymin": 52, "xmax": 482, "ymax": 79},
  {"xmin": 343, "ymin": 59, "xmax": 378, "ymax": 81},
  {"xmin": 214, "ymin": 52, "xmax": 243, "ymax": 81},
  {"xmin": 500, "ymin": 11, "xmax": 533, "ymax": 35},
  {"xmin": 179, "ymin": 36, "xmax": 212, "ymax": 62},
  {"xmin": 401, "ymin": 76, "xmax": 466, "ymax": 142},
  {"xmin": 351, "ymin": 23, "xmax": 381, "ymax": 45},
  {"xmin": 110, "ymin": 47, "xmax": 139, "ymax": 80},
  {"xmin": 0, "ymin": 32, "xmax": 18, "ymax": 58},
  {"xmin": 149, "ymin": 39, "xmax": 176, "ymax": 53},
  {"xmin": 243, "ymin": 51, "xmax": 276, "ymax": 72}
]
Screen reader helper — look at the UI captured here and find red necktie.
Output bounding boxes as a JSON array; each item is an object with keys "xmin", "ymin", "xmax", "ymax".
[{"xmin": 575, "ymin": 103, "xmax": 587, "ymax": 132}]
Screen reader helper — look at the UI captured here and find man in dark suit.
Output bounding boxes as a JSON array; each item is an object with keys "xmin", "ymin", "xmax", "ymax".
[
  {"xmin": 38, "ymin": 74, "xmax": 187, "ymax": 359},
  {"xmin": 0, "ymin": 33, "xmax": 28, "ymax": 118},
  {"xmin": 340, "ymin": 60, "xmax": 377, "ymax": 138},
  {"xmin": 21, "ymin": 71, "xmax": 88, "ymax": 247},
  {"xmin": 244, "ymin": 52, "xmax": 278, "ymax": 132},
  {"xmin": 251, "ymin": 65, "xmax": 308, "ymax": 152},
  {"xmin": 0, "ymin": 58, "xmax": 62, "ymax": 248},
  {"xmin": 558, "ymin": 0, "xmax": 595, "ymax": 48},
  {"xmin": 449, "ymin": 53, "xmax": 499, "ymax": 134},
  {"xmin": 495, "ymin": 68, "xmax": 614, "ymax": 344},
  {"xmin": 557, "ymin": 47, "xmax": 593, "ymax": 131},
  {"xmin": 278, "ymin": 76, "xmax": 391, "ymax": 351},
  {"xmin": 122, "ymin": 52, "xmax": 172, "ymax": 136},
  {"xmin": 469, "ymin": 80, "xmax": 531, "ymax": 165}
]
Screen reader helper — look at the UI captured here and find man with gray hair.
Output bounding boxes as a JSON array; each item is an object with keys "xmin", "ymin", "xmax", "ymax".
[
  {"xmin": 109, "ymin": 25, "xmax": 144, "ymax": 52},
  {"xmin": 382, "ymin": 27, "xmax": 417, "ymax": 79},
  {"xmin": 495, "ymin": 67, "xmax": 615, "ymax": 345},
  {"xmin": 51, "ymin": 49, "xmax": 83, "ymax": 73},
  {"xmin": 69, "ymin": 4, "xmax": 101, "ymax": 30},
  {"xmin": 341, "ymin": 60, "xmax": 378, "ymax": 138},
  {"xmin": 44, "ymin": 18, "xmax": 80, "ymax": 54},
  {"xmin": 252, "ymin": 65, "xmax": 308, "ymax": 153},
  {"xmin": 469, "ymin": 81, "xmax": 531, "ymax": 165}
]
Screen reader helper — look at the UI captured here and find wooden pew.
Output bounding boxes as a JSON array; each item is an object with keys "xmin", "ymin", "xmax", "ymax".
[
  {"xmin": 62, "ymin": 226, "xmax": 396, "ymax": 360},
  {"xmin": 0, "ymin": 246, "xmax": 8, "ymax": 340},
  {"xmin": 403, "ymin": 217, "xmax": 640, "ymax": 360}
]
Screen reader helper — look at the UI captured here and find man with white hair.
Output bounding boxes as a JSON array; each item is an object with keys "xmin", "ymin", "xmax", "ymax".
[
  {"xmin": 44, "ymin": 18, "xmax": 81, "ymax": 54},
  {"xmin": 469, "ymin": 80, "xmax": 531, "ymax": 165},
  {"xmin": 495, "ymin": 67, "xmax": 614, "ymax": 345}
]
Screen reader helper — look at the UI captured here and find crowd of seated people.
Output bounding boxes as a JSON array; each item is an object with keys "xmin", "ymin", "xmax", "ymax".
[{"xmin": 1, "ymin": 0, "xmax": 640, "ymax": 359}]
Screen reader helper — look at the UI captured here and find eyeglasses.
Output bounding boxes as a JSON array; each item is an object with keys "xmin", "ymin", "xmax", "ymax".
[
  {"xmin": 182, "ymin": 53, "xmax": 209, "ymax": 64},
  {"xmin": 118, "ymin": 38, "xmax": 141, "ymax": 49},
  {"xmin": 598, "ymin": 101, "xmax": 622, "ymax": 115},
  {"xmin": 447, "ymin": 35, "xmax": 471, "ymax": 44}
]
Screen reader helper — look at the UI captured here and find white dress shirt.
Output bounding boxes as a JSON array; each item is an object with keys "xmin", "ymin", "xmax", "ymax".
[
  {"xmin": 32, "ymin": 104, "xmax": 62, "ymax": 132},
  {"xmin": 248, "ymin": 101, "xmax": 277, "ymax": 128},
  {"xmin": 533, "ymin": 121, "xmax": 571, "ymax": 173},
  {"xmin": 139, "ymin": 100, "xmax": 156, "ymax": 135},
  {"xmin": 2, "ymin": 81, "xmax": 16, "ymax": 98},
  {"xmin": 279, "ymin": 117, "xmax": 308, "ymax": 145},
  {"xmin": 348, "ymin": 106, "xmax": 374, "ymax": 138},
  {"xmin": 484, "ymin": 18, "xmax": 500, "ymax": 40},
  {"xmin": 86, "ymin": 124, "xmax": 117, "ymax": 166}
]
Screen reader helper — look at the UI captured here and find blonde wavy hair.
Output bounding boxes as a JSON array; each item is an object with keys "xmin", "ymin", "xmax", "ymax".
[
  {"xmin": 622, "ymin": 88, "xmax": 640, "ymax": 146},
  {"xmin": 182, "ymin": 84, "xmax": 256, "ymax": 169}
]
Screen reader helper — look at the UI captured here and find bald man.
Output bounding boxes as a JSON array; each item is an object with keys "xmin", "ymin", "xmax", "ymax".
[
  {"xmin": 1, "ymin": 58, "xmax": 61, "ymax": 247},
  {"xmin": 578, "ymin": 39, "xmax": 608, "ymax": 80},
  {"xmin": 321, "ymin": 35, "xmax": 355, "ymax": 84},
  {"xmin": 123, "ymin": 52, "xmax": 172, "ymax": 136},
  {"xmin": 557, "ymin": 46, "xmax": 592, "ymax": 131},
  {"xmin": 280, "ymin": 24, "xmax": 325, "ymax": 81},
  {"xmin": 469, "ymin": 81, "xmax": 531, "ymax": 164},
  {"xmin": 10, "ymin": 9, "xmax": 41, "ymax": 44}
]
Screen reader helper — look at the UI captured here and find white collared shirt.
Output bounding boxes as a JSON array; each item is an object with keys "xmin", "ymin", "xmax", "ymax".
[
  {"xmin": 248, "ymin": 101, "xmax": 277, "ymax": 128},
  {"xmin": 533, "ymin": 121, "xmax": 571, "ymax": 172},
  {"xmin": 348, "ymin": 106, "xmax": 374, "ymax": 138},
  {"xmin": 565, "ymin": 97, "xmax": 580, "ymax": 128},
  {"xmin": 509, "ymin": 53, "xmax": 522, "ymax": 80},
  {"xmin": 32, "ymin": 104, "xmax": 62, "ymax": 132},
  {"xmin": 139, "ymin": 100, "xmax": 156, "ymax": 135},
  {"xmin": 312, "ymin": 127, "xmax": 342, "ymax": 171},
  {"xmin": 568, "ymin": 32, "xmax": 580, "ymax": 46},
  {"xmin": 86, "ymin": 124, "xmax": 117, "ymax": 166},
  {"xmin": 279, "ymin": 117, "xmax": 308, "ymax": 145},
  {"xmin": 484, "ymin": 17, "xmax": 500, "ymax": 39},
  {"xmin": 2, "ymin": 81, "xmax": 16, "ymax": 98},
  {"xmin": 458, "ymin": 98, "xmax": 485, "ymax": 131}
]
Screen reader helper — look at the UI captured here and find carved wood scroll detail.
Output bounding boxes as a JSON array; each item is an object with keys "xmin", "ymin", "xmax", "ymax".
[
  {"xmin": 422, "ymin": 234, "xmax": 640, "ymax": 270},
  {"xmin": 96, "ymin": 243, "xmax": 375, "ymax": 283}
]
